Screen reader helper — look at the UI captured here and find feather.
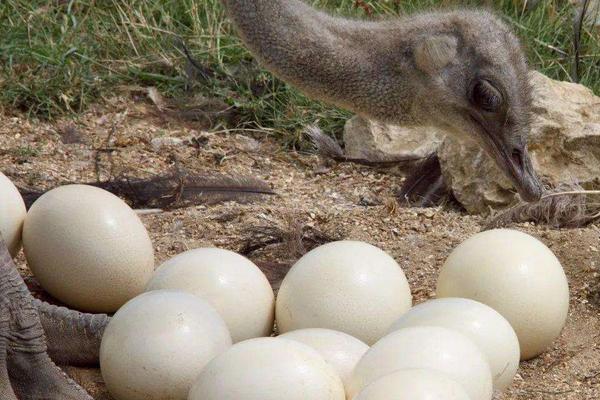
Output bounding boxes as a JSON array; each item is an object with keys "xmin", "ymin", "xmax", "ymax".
[
  {"xmin": 305, "ymin": 125, "xmax": 345, "ymax": 159},
  {"xmin": 18, "ymin": 171, "xmax": 276, "ymax": 210},
  {"xmin": 305, "ymin": 125, "xmax": 423, "ymax": 167},
  {"xmin": 239, "ymin": 215, "xmax": 339, "ymax": 258},
  {"xmin": 484, "ymin": 184, "xmax": 600, "ymax": 230},
  {"xmin": 396, "ymin": 152, "xmax": 451, "ymax": 207},
  {"xmin": 178, "ymin": 38, "xmax": 214, "ymax": 83}
]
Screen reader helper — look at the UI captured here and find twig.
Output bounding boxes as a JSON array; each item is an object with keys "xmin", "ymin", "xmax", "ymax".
[
  {"xmin": 533, "ymin": 38, "xmax": 569, "ymax": 56},
  {"xmin": 573, "ymin": 0, "xmax": 592, "ymax": 82},
  {"xmin": 540, "ymin": 190, "xmax": 600, "ymax": 199},
  {"xmin": 134, "ymin": 209, "xmax": 164, "ymax": 215}
]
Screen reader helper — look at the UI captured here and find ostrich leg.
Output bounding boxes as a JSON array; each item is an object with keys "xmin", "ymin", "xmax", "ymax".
[
  {"xmin": 0, "ymin": 300, "xmax": 17, "ymax": 400},
  {"xmin": 0, "ymin": 236, "xmax": 92, "ymax": 400},
  {"xmin": 35, "ymin": 299, "xmax": 110, "ymax": 367}
]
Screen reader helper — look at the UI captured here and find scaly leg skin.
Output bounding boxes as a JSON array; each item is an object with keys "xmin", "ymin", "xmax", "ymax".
[
  {"xmin": 35, "ymin": 299, "xmax": 110, "ymax": 367},
  {"xmin": 0, "ymin": 300, "xmax": 18, "ymax": 400},
  {"xmin": 0, "ymin": 236, "xmax": 93, "ymax": 400}
]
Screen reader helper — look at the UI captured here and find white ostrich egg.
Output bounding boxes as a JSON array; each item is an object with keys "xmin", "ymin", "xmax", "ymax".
[
  {"xmin": 188, "ymin": 337, "xmax": 345, "ymax": 400},
  {"xmin": 348, "ymin": 326, "xmax": 493, "ymax": 400},
  {"xmin": 276, "ymin": 241, "xmax": 412, "ymax": 344},
  {"xmin": 23, "ymin": 184, "xmax": 155, "ymax": 312},
  {"xmin": 389, "ymin": 298, "xmax": 519, "ymax": 390},
  {"xmin": 100, "ymin": 290, "xmax": 232, "ymax": 400},
  {"xmin": 436, "ymin": 229, "xmax": 569, "ymax": 360},
  {"xmin": 0, "ymin": 172, "xmax": 26, "ymax": 257}
]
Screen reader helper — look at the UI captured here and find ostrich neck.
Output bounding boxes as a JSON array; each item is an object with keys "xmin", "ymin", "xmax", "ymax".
[{"xmin": 222, "ymin": 0, "xmax": 416, "ymax": 123}]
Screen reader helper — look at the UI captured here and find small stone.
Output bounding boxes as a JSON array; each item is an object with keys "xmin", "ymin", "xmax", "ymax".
[
  {"xmin": 150, "ymin": 136, "xmax": 184, "ymax": 152},
  {"xmin": 358, "ymin": 193, "xmax": 382, "ymax": 207},
  {"xmin": 235, "ymin": 134, "xmax": 261, "ymax": 152}
]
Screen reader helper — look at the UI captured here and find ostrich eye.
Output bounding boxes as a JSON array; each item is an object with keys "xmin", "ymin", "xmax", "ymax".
[{"xmin": 470, "ymin": 80, "xmax": 503, "ymax": 112}]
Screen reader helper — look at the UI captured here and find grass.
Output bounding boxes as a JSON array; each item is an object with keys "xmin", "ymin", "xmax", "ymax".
[{"xmin": 0, "ymin": 0, "xmax": 598, "ymax": 146}]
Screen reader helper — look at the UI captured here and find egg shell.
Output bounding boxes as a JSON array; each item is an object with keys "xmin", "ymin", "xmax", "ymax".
[
  {"xmin": 146, "ymin": 247, "xmax": 274, "ymax": 342},
  {"xmin": 0, "ymin": 172, "xmax": 27, "ymax": 257},
  {"xmin": 188, "ymin": 337, "xmax": 345, "ymax": 400},
  {"xmin": 100, "ymin": 290, "xmax": 232, "ymax": 400},
  {"xmin": 22, "ymin": 184, "xmax": 155, "ymax": 312},
  {"xmin": 388, "ymin": 298, "xmax": 519, "ymax": 390},
  {"xmin": 353, "ymin": 369, "xmax": 470, "ymax": 400},
  {"xmin": 348, "ymin": 326, "xmax": 493, "ymax": 400},
  {"xmin": 278, "ymin": 328, "xmax": 369, "ymax": 392},
  {"xmin": 276, "ymin": 241, "xmax": 412, "ymax": 344},
  {"xmin": 436, "ymin": 229, "xmax": 569, "ymax": 360}
]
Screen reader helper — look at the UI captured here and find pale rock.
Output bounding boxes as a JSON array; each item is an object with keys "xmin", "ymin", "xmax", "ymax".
[
  {"xmin": 576, "ymin": 0, "xmax": 600, "ymax": 28},
  {"xmin": 438, "ymin": 71, "xmax": 600, "ymax": 214},
  {"xmin": 343, "ymin": 116, "xmax": 443, "ymax": 160}
]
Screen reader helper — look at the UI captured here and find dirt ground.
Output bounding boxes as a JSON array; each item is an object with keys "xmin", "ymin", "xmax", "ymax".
[{"xmin": 1, "ymin": 97, "xmax": 599, "ymax": 400}]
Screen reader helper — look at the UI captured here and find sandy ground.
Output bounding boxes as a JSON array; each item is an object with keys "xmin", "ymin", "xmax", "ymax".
[{"xmin": 1, "ymin": 98, "xmax": 599, "ymax": 399}]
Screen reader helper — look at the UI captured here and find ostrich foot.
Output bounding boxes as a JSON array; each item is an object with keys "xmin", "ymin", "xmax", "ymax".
[{"xmin": 0, "ymin": 237, "xmax": 93, "ymax": 400}]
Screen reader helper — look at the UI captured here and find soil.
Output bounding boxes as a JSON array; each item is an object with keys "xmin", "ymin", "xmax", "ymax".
[{"xmin": 1, "ymin": 98, "xmax": 599, "ymax": 400}]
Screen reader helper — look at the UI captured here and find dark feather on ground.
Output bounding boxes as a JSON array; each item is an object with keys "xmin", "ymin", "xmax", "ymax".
[
  {"xmin": 18, "ymin": 171, "xmax": 276, "ymax": 210},
  {"xmin": 396, "ymin": 152, "xmax": 451, "ymax": 207}
]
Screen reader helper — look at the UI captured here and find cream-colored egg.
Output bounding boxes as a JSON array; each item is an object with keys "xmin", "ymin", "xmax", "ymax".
[
  {"xmin": 146, "ymin": 248, "xmax": 274, "ymax": 342},
  {"xmin": 353, "ymin": 369, "xmax": 470, "ymax": 400},
  {"xmin": 188, "ymin": 337, "xmax": 345, "ymax": 400},
  {"xmin": 276, "ymin": 241, "xmax": 412, "ymax": 344},
  {"xmin": 22, "ymin": 184, "xmax": 155, "ymax": 312},
  {"xmin": 388, "ymin": 298, "xmax": 519, "ymax": 390},
  {"xmin": 278, "ymin": 328, "xmax": 369, "ymax": 391},
  {"xmin": 0, "ymin": 172, "xmax": 26, "ymax": 257},
  {"xmin": 348, "ymin": 326, "xmax": 493, "ymax": 400},
  {"xmin": 100, "ymin": 290, "xmax": 232, "ymax": 400},
  {"xmin": 436, "ymin": 229, "xmax": 569, "ymax": 360}
]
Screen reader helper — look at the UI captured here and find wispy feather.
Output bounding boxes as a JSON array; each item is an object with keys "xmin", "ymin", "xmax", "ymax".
[
  {"xmin": 484, "ymin": 184, "xmax": 600, "ymax": 229},
  {"xmin": 240, "ymin": 215, "xmax": 339, "ymax": 258}
]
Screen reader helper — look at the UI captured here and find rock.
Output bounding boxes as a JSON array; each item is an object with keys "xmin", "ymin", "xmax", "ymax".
[
  {"xmin": 438, "ymin": 71, "xmax": 600, "ymax": 214},
  {"xmin": 343, "ymin": 116, "xmax": 443, "ymax": 161},
  {"xmin": 577, "ymin": 0, "xmax": 600, "ymax": 29},
  {"xmin": 437, "ymin": 138, "xmax": 516, "ymax": 214},
  {"xmin": 150, "ymin": 136, "xmax": 184, "ymax": 152}
]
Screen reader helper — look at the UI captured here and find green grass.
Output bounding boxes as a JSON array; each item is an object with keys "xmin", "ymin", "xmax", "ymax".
[{"xmin": 0, "ymin": 0, "xmax": 598, "ymax": 146}]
